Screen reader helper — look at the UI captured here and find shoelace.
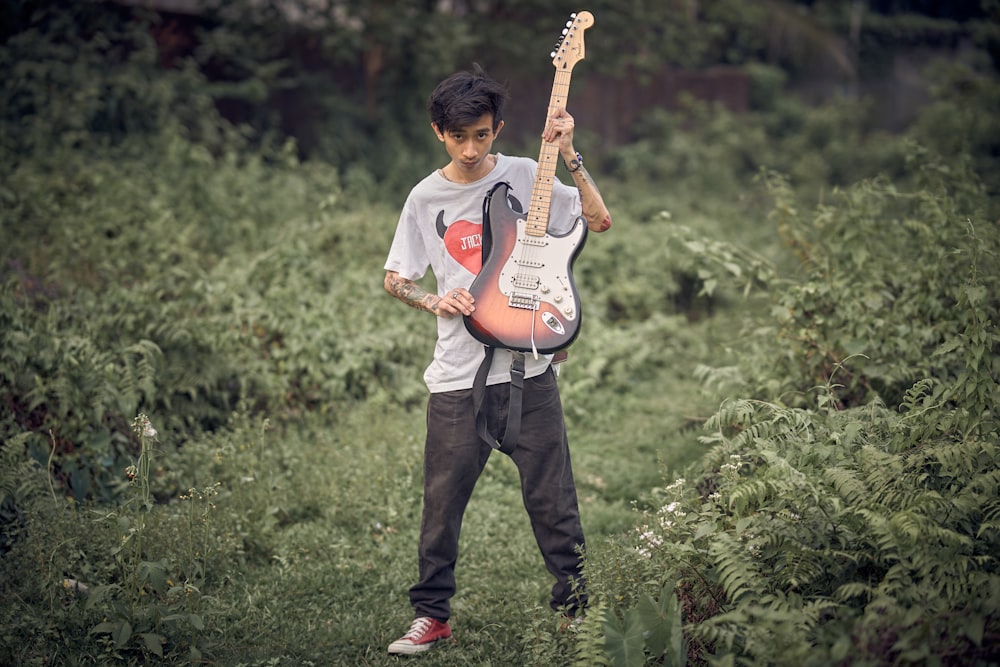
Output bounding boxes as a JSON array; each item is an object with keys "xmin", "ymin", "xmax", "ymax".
[{"xmin": 404, "ymin": 617, "xmax": 433, "ymax": 640}]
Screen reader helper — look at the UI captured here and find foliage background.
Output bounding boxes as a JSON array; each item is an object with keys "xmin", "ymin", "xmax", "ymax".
[{"xmin": 1, "ymin": 0, "xmax": 999, "ymax": 664}]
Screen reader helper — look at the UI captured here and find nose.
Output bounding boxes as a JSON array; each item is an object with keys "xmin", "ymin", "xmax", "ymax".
[{"xmin": 461, "ymin": 139, "xmax": 477, "ymax": 159}]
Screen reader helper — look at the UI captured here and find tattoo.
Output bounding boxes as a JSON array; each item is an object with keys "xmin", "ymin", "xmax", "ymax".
[
  {"xmin": 573, "ymin": 165, "xmax": 604, "ymax": 199},
  {"xmin": 570, "ymin": 165, "xmax": 610, "ymax": 231},
  {"xmin": 386, "ymin": 273, "xmax": 441, "ymax": 313}
]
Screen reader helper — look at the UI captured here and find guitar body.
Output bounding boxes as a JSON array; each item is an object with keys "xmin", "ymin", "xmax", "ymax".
[{"xmin": 465, "ymin": 181, "xmax": 587, "ymax": 354}]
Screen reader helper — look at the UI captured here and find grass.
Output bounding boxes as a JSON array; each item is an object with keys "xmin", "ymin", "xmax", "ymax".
[
  {"xmin": 0, "ymin": 370, "xmax": 706, "ymax": 666},
  {"xmin": 204, "ymin": 364, "xmax": 707, "ymax": 666}
]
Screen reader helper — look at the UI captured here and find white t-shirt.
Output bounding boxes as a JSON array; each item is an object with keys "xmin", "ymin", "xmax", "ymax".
[{"xmin": 385, "ymin": 153, "xmax": 583, "ymax": 393}]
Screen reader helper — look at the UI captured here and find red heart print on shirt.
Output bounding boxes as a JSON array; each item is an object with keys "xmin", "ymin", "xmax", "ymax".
[{"xmin": 436, "ymin": 210, "xmax": 482, "ymax": 275}]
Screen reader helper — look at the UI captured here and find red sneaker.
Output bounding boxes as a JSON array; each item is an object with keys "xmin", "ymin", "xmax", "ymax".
[{"xmin": 387, "ymin": 617, "xmax": 452, "ymax": 655}]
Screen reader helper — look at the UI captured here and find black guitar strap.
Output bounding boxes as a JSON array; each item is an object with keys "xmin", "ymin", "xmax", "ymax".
[
  {"xmin": 469, "ymin": 182, "xmax": 525, "ymax": 455},
  {"xmin": 472, "ymin": 345, "xmax": 524, "ymax": 455}
]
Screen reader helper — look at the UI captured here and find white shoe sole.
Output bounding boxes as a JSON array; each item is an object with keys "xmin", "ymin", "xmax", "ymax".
[{"xmin": 387, "ymin": 638, "xmax": 443, "ymax": 655}]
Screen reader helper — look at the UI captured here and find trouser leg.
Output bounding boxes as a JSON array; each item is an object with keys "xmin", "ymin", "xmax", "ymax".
[
  {"xmin": 507, "ymin": 368, "xmax": 588, "ymax": 614},
  {"xmin": 409, "ymin": 389, "xmax": 491, "ymax": 622}
]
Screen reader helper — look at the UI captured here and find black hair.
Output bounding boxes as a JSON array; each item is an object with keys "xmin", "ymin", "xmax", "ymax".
[{"xmin": 427, "ymin": 63, "xmax": 508, "ymax": 133}]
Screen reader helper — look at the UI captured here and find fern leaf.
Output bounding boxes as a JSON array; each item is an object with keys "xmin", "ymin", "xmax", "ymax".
[
  {"xmin": 711, "ymin": 533, "xmax": 764, "ymax": 603},
  {"xmin": 834, "ymin": 581, "xmax": 872, "ymax": 603},
  {"xmin": 823, "ymin": 466, "xmax": 869, "ymax": 506},
  {"xmin": 727, "ymin": 479, "xmax": 771, "ymax": 515},
  {"xmin": 572, "ymin": 602, "xmax": 612, "ymax": 667}
]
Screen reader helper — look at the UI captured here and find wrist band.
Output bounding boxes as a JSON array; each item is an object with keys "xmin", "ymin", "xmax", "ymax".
[{"xmin": 566, "ymin": 152, "xmax": 583, "ymax": 173}]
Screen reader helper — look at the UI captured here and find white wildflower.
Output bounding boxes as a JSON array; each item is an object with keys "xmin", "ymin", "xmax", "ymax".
[
  {"xmin": 132, "ymin": 413, "xmax": 157, "ymax": 439},
  {"xmin": 634, "ymin": 524, "xmax": 663, "ymax": 558},
  {"xmin": 664, "ymin": 478, "xmax": 686, "ymax": 492},
  {"xmin": 657, "ymin": 501, "xmax": 685, "ymax": 530}
]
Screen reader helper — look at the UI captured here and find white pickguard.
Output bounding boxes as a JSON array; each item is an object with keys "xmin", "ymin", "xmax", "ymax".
[{"xmin": 496, "ymin": 216, "xmax": 586, "ymax": 327}]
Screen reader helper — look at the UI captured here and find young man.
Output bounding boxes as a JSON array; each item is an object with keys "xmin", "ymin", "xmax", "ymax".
[{"xmin": 383, "ymin": 64, "xmax": 611, "ymax": 655}]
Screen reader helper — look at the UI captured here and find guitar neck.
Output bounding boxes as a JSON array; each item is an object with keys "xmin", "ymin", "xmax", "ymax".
[{"xmin": 526, "ymin": 69, "xmax": 574, "ymax": 238}]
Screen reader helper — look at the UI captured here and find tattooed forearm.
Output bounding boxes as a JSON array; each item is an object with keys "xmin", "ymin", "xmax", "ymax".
[
  {"xmin": 571, "ymin": 164, "xmax": 592, "ymax": 187},
  {"xmin": 385, "ymin": 272, "xmax": 442, "ymax": 314},
  {"xmin": 569, "ymin": 165, "xmax": 612, "ymax": 233}
]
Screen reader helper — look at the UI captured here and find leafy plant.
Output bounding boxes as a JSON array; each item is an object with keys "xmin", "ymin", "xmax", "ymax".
[
  {"xmin": 86, "ymin": 415, "xmax": 217, "ymax": 663},
  {"xmin": 604, "ymin": 582, "xmax": 686, "ymax": 667}
]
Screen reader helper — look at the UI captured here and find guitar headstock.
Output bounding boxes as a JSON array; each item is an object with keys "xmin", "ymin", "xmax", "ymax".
[{"xmin": 550, "ymin": 11, "xmax": 594, "ymax": 71}]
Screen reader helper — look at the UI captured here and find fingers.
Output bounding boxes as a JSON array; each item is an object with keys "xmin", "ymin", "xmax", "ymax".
[
  {"xmin": 543, "ymin": 120, "xmax": 573, "ymax": 142},
  {"xmin": 550, "ymin": 108, "xmax": 572, "ymax": 123},
  {"xmin": 543, "ymin": 111, "xmax": 574, "ymax": 144},
  {"xmin": 442, "ymin": 289, "xmax": 474, "ymax": 317}
]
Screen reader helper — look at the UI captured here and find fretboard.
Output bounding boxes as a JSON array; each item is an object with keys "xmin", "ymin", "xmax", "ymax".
[{"xmin": 525, "ymin": 69, "xmax": 574, "ymax": 237}]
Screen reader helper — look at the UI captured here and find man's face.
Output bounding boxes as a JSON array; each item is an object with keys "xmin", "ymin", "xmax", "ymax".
[{"xmin": 433, "ymin": 113, "xmax": 504, "ymax": 180}]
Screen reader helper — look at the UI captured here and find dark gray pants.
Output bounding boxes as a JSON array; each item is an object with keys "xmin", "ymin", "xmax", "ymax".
[{"xmin": 409, "ymin": 367, "xmax": 587, "ymax": 622}]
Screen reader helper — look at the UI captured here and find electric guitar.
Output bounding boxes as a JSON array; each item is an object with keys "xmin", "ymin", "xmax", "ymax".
[{"xmin": 464, "ymin": 10, "xmax": 594, "ymax": 356}]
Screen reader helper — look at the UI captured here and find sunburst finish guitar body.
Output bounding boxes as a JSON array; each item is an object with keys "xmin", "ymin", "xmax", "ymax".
[
  {"xmin": 465, "ymin": 181, "xmax": 587, "ymax": 354},
  {"xmin": 464, "ymin": 11, "xmax": 594, "ymax": 356}
]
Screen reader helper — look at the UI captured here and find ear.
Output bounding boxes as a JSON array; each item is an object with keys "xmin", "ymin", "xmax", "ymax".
[
  {"xmin": 493, "ymin": 119, "xmax": 505, "ymax": 139},
  {"xmin": 431, "ymin": 122, "xmax": 445, "ymax": 142}
]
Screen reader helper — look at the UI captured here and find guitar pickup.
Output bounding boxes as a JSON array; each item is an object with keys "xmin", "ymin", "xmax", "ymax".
[
  {"xmin": 512, "ymin": 274, "xmax": 541, "ymax": 289},
  {"xmin": 519, "ymin": 236, "xmax": 549, "ymax": 248}
]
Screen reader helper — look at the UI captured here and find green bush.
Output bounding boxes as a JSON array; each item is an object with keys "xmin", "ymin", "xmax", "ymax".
[
  {"xmin": 0, "ymin": 127, "xmax": 439, "ymax": 502},
  {"xmin": 749, "ymin": 148, "xmax": 998, "ymax": 410},
  {"xmin": 583, "ymin": 143, "xmax": 999, "ymax": 665},
  {"xmin": 606, "ymin": 370, "xmax": 998, "ymax": 664}
]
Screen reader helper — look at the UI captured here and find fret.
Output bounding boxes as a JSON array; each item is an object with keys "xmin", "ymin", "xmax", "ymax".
[{"xmin": 529, "ymin": 69, "xmax": 575, "ymax": 237}]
